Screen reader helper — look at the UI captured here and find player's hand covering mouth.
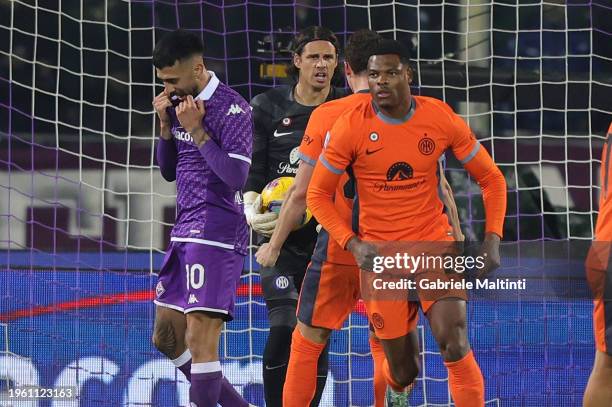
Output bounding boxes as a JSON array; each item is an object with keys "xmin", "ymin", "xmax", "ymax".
[
  {"xmin": 170, "ymin": 91, "xmax": 195, "ymax": 102},
  {"xmin": 170, "ymin": 94, "xmax": 183, "ymax": 102}
]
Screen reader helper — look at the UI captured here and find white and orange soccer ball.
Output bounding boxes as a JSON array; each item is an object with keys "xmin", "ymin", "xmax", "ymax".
[{"xmin": 260, "ymin": 176, "xmax": 313, "ymax": 230}]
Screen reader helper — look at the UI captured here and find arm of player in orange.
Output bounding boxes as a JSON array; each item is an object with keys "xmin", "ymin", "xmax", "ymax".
[
  {"xmin": 307, "ymin": 158, "xmax": 356, "ymax": 250},
  {"xmin": 458, "ymin": 143, "xmax": 506, "ymax": 276},
  {"xmin": 255, "ymin": 105, "xmax": 330, "ymax": 266},
  {"xmin": 307, "ymin": 111, "xmax": 359, "ymax": 250},
  {"xmin": 461, "ymin": 147, "xmax": 507, "ymax": 238},
  {"xmin": 444, "ymin": 103, "xmax": 506, "ymax": 274},
  {"xmin": 445, "ymin": 102, "xmax": 506, "ymax": 238},
  {"xmin": 255, "ymin": 161, "xmax": 314, "ymax": 266},
  {"xmin": 585, "ymin": 124, "xmax": 612, "ymax": 302}
]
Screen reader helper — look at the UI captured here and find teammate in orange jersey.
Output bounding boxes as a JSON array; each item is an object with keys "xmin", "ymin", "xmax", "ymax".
[
  {"xmin": 256, "ymin": 30, "xmax": 388, "ymax": 406},
  {"xmin": 255, "ymin": 30, "xmax": 465, "ymax": 407},
  {"xmin": 308, "ymin": 39, "xmax": 507, "ymax": 407},
  {"xmin": 583, "ymin": 121, "xmax": 612, "ymax": 407}
]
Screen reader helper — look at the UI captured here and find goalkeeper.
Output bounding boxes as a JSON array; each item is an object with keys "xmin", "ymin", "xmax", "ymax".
[{"xmin": 244, "ymin": 26, "xmax": 347, "ymax": 407}]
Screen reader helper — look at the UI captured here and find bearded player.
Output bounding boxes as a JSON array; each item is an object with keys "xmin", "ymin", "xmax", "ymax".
[
  {"xmin": 243, "ymin": 26, "xmax": 347, "ymax": 406},
  {"xmin": 583, "ymin": 121, "xmax": 612, "ymax": 407},
  {"xmin": 151, "ymin": 30, "xmax": 252, "ymax": 407},
  {"xmin": 308, "ymin": 39, "xmax": 507, "ymax": 406}
]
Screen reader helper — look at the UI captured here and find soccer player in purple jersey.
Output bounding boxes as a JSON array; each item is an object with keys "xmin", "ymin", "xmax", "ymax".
[{"xmin": 151, "ymin": 29, "xmax": 253, "ymax": 407}]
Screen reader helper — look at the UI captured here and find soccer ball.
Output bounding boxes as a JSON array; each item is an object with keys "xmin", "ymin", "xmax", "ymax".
[{"xmin": 260, "ymin": 177, "xmax": 313, "ymax": 230}]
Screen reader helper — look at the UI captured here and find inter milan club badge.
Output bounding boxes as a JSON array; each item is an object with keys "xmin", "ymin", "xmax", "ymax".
[
  {"xmin": 371, "ymin": 312, "xmax": 384, "ymax": 329},
  {"xmin": 419, "ymin": 136, "xmax": 435, "ymax": 155},
  {"xmin": 275, "ymin": 276, "xmax": 290, "ymax": 290},
  {"xmin": 282, "ymin": 117, "xmax": 291, "ymax": 127}
]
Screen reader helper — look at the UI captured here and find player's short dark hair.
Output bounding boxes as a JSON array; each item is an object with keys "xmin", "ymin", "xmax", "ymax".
[
  {"xmin": 345, "ymin": 29, "xmax": 382, "ymax": 74},
  {"xmin": 152, "ymin": 29, "xmax": 204, "ymax": 69},
  {"xmin": 369, "ymin": 38, "xmax": 411, "ymax": 65},
  {"xmin": 287, "ymin": 26, "xmax": 341, "ymax": 79}
]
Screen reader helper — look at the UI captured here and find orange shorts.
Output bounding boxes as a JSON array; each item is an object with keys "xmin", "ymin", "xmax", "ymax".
[
  {"xmin": 593, "ymin": 299, "xmax": 611, "ymax": 355},
  {"xmin": 360, "ymin": 268, "xmax": 468, "ymax": 340},
  {"xmin": 297, "ymin": 259, "xmax": 360, "ymax": 330}
]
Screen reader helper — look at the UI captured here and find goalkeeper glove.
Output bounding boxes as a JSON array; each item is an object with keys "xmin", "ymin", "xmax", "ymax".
[
  {"xmin": 244, "ymin": 191, "xmax": 260, "ymax": 225},
  {"xmin": 244, "ymin": 191, "xmax": 278, "ymax": 237},
  {"xmin": 251, "ymin": 211, "xmax": 278, "ymax": 237}
]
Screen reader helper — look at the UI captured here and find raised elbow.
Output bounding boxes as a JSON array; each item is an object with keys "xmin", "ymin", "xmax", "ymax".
[
  {"xmin": 160, "ymin": 168, "xmax": 176, "ymax": 182},
  {"xmin": 162, "ymin": 174, "xmax": 176, "ymax": 182}
]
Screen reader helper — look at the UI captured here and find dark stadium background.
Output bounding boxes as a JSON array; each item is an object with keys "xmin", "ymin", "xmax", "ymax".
[{"xmin": 3, "ymin": 0, "xmax": 611, "ymax": 248}]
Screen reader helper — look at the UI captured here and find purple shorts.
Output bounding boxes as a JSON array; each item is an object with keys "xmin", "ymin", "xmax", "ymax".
[{"xmin": 154, "ymin": 242, "xmax": 245, "ymax": 320}]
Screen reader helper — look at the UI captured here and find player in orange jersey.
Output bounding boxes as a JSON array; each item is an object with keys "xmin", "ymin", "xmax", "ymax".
[
  {"xmin": 583, "ymin": 121, "xmax": 612, "ymax": 407},
  {"xmin": 255, "ymin": 30, "xmax": 465, "ymax": 407},
  {"xmin": 308, "ymin": 39, "xmax": 507, "ymax": 407},
  {"xmin": 256, "ymin": 30, "xmax": 388, "ymax": 406}
]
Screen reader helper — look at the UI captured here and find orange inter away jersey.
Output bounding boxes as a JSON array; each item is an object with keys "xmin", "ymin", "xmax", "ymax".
[
  {"xmin": 299, "ymin": 91, "xmax": 371, "ymax": 265},
  {"xmin": 595, "ymin": 122, "xmax": 612, "ymax": 241},
  {"xmin": 318, "ymin": 95, "xmax": 481, "ymax": 243}
]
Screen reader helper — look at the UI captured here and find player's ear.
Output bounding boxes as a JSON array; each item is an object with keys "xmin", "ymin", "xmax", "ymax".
[
  {"xmin": 193, "ymin": 62, "xmax": 204, "ymax": 78},
  {"xmin": 344, "ymin": 61, "xmax": 352, "ymax": 77},
  {"xmin": 192, "ymin": 56, "xmax": 205, "ymax": 78},
  {"xmin": 406, "ymin": 65, "xmax": 413, "ymax": 84},
  {"xmin": 293, "ymin": 52, "xmax": 302, "ymax": 70}
]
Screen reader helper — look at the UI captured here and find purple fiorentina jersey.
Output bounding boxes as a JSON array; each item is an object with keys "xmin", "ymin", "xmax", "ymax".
[{"xmin": 166, "ymin": 72, "xmax": 252, "ymax": 255}]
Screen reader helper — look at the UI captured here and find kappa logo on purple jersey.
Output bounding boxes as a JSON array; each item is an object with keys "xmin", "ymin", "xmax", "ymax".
[
  {"xmin": 155, "ymin": 281, "xmax": 165, "ymax": 297},
  {"xmin": 226, "ymin": 104, "xmax": 245, "ymax": 115},
  {"xmin": 235, "ymin": 191, "xmax": 244, "ymax": 204}
]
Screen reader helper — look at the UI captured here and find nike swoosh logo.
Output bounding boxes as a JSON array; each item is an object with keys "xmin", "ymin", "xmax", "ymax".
[
  {"xmin": 274, "ymin": 130, "xmax": 293, "ymax": 138},
  {"xmin": 366, "ymin": 147, "xmax": 384, "ymax": 155},
  {"xmin": 264, "ymin": 363, "xmax": 287, "ymax": 370}
]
